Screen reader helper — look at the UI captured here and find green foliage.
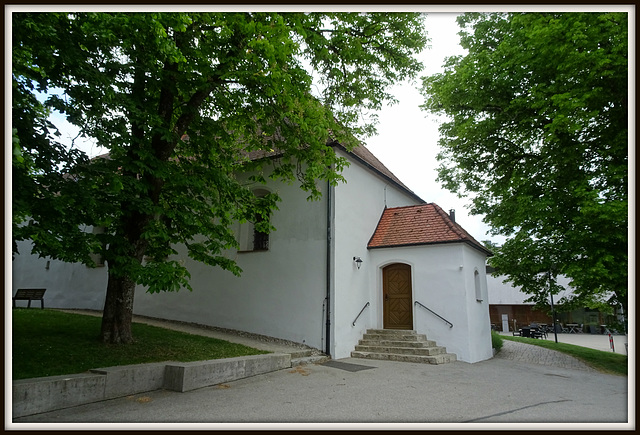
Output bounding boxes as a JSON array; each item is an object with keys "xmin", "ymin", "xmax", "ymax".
[
  {"xmin": 12, "ymin": 12, "xmax": 427, "ymax": 295},
  {"xmin": 491, "ymin": 330, "xmax": 503, "ymax": 351},
  {"xmin": 12, "ymin": 309, "xmax": 268, "ymax": 380},
  {"xmin": 420, "ymin": 12, "xmax": 628, "ymax": 316}
]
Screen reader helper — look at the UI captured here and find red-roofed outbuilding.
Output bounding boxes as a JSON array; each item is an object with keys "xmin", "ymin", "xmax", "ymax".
[{"xmin": 368, "ymin": 203, "xmax": 492, "ymax": 256}]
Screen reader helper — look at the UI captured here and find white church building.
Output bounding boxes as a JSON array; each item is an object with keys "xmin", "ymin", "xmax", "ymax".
[{"xmin": 12, "ymin": 142, "xmax": 494, "ymax": 363}]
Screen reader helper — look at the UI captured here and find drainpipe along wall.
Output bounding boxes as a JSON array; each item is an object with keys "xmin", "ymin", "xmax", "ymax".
[{"xmin": 325, "ymin": 177, "xmax": 335, "ymax": 357}]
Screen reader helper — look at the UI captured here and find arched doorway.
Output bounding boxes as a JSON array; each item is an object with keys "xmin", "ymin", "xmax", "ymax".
[{"xmin": 382, "ymin": 263, "xmax": 413, "ymax": 330}]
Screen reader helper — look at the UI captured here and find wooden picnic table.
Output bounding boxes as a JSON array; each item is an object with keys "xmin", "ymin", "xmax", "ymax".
[{"xmin": 566, "ymin": 323, "xmax": 581, "ymax": 333}]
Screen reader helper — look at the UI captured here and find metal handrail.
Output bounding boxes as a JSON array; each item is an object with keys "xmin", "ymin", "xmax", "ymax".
[
  {"xmin": 414, "ymin": 301, "xmax": 453, "ymax": 328},
  {"xmin": 352, "ymin": 302, "xmax": 370, "ymax": 326}
]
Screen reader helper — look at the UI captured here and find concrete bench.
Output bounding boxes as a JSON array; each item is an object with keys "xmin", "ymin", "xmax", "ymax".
[{"xmin": 13, "ymin": 288, "xmax": 46, "ymax": 309}]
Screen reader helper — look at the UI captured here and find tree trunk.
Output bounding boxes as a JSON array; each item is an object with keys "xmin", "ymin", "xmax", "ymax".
[{"xmin": 100, "ymin": 268, "xmax": 137, "ymax": 344}]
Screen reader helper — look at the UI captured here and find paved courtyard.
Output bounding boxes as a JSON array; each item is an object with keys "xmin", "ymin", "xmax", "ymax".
[
  {"xmin": 11, "ymin": 313, "xmax": 632, "ymax": 429},
  {"xmin": 12, "ymin": 352, "xmax": 630, "ymax": 428}
]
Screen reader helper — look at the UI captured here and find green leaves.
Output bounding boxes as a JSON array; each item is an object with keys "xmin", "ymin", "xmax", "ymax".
[
  {"xmin": 137, "ymin": 260, "xmax": 192, "ymax": 293},
  {"xmin": 421, "ymin": 12, "xmax": 628, "ymax": 313},
  {"xmin": 13, "ymin": 12, "xmax": 427, "ymax": 299}
]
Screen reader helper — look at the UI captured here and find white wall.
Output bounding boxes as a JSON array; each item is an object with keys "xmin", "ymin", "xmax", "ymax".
[
  {"xmin": 488, "ymin": 274, "xmax": 575, "ymax": 305},
  {"xmin": 11, "ymin": 165, "xmax": 330, "ymax": 351},
  {"xmin": 368, "ymin": 243, "xmax": 493, "ymax": 363},
  {"xmin": 331, "ymin": 148, "xmax": 422, "ymax": 359},
  {"xmin": 460, "ymin": 245, "xmax": 493, "ymax": 363},
  {"xmin": 11, "ymin": 239, "xmax": 108, "ymax": 310},
  {"xmin": 132, "ymin": 169, "xmax": 330, "ymax": 350}
]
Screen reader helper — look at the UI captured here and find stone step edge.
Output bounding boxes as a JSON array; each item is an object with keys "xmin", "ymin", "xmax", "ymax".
[
  {"xmin": 288, "ymin": 349, "xmax": 317, "ymax": 359},
  {"xmin": 354, "ymin": 345, "xmax": 446, "ymax": 356},
  {"xmin": 13, "ymin": 353, "xmax": 293, "ymax": 419},
  {"xmin": 365, "ymin": 329, "xmax": 418, "ymax": 334},
  {"xmin": 362, "ymin": 334, "xmax": 428, "ymax": 342},
  {"xmin": 358, "ymin": 339, "xmax": 437, "ymax": 348},
  {"xmin": 351, "ymin": 351, "xmax": 457, "ymax": 365}
]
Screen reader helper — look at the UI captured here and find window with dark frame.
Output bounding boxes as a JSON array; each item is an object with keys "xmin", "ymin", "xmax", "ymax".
[{"xmin": 252, "ymin": 213, "xmax": 269, "ymax": 251}]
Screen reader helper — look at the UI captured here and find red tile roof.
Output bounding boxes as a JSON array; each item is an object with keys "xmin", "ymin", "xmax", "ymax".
[
  {"xmin": 96, "ymin": 132, "xmax": 422, "ymax": 203},
  {"xmin": 343, "ymin": 143, "xmax": 416, "ymax": 197},
  {"xmin": 246, "ymin": 142, "xmax": 423, "ymax": 203},
  {"xmin": 368, "ymin": 203, "xmax": 492, "ymax": 255}
]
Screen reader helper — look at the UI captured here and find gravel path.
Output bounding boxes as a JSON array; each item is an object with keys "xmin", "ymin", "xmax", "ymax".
[{"xmin": 494, "ymin": 339, "xmax": 597, "ymax": 372}]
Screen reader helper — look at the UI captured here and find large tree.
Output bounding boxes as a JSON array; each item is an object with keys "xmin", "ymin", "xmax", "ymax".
[
  {"xmin": 420, "ymin": 13, "xmax": 628, "ymax": 314},
  {"xmin": 12, "ymin": 12, "xmax": 427, "ymax": 343}
]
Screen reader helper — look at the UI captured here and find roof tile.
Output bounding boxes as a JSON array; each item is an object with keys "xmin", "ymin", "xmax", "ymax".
[{"xmin": 368, "ymin": 203, "xmax": 491, "ymax": 255}]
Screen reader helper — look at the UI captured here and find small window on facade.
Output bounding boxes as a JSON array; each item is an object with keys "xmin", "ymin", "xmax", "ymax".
[
  {"xmin": 238, "ymin": 188, "xmax": 271, "ymax": 252},
  {"xmin": 252, "ymin": 213, "xmax": 269, "ymax": 251},
  {"xmin": 89, "ymin": 226, "xmax": 106, "ymax": 267},
  {"xmin": 474, "ymin": 269, "xmax": 483, "ymax": 302}
]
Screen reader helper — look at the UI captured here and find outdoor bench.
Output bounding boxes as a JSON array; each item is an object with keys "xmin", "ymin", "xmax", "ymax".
[
  {"xmin": 12, "ymin": 288, "xmax": 46, "ymax": 309},
  {"xmin": 513, "ymin": 328, "xmax": 545, "ymax": 339}
]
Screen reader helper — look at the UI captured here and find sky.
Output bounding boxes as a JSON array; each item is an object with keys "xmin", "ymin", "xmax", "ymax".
[{"xmin": 364, "ymin": 12, "xmax": 505, "ymax": 245}]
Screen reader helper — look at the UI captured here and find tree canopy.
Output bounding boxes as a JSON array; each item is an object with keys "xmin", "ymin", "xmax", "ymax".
[
  {"xmin": 12, "ymin": 12, "xmax": 427, "ymax": 342},
  {"xmin": 420, "ymin": 12, "xmax": 628, "ymax": 313}
]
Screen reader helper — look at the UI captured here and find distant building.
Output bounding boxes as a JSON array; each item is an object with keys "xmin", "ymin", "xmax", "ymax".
[{"xmin": 487, "ymin": 268, "xmax": 623, "ymax": 334}]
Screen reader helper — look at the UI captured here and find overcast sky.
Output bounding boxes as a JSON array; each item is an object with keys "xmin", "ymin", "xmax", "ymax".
[{"xmin": 366, "ymin": 12, "xmax": 505, "ymax": 245}]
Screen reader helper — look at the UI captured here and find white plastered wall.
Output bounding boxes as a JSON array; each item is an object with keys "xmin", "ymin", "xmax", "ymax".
[
  {"xmin": 368, "ymin": 243, "xmax": 492, "ymax": 363},
  {"xmin": 132, "ymin": 168, "xmax": 330, "ymax": 350},
  {"xmin": 488, "ymin": 273, "xmax": 575, "ymax": 305},
  {"xmin": 11, "ymin": 239, "xmax": 108, "ymax": 310},
  {"xmin": 460, "ymin": 244, "xmax": 493, "ymax": 362},
  {"xmin": 331, "ymin": 148, "xmax": 422, "ymax": 359},
  {"xmin": 10, "ymin": 149, "xmax": 492, "ymax": 362},
  {"xmin": 11, "ymin": 163, "xmax": 330, "ymax": 351}
]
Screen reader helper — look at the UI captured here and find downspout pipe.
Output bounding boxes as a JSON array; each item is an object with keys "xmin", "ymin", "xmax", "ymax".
[{"xmin": 325, "ymin": 177, "xmax": 333, "ymax": 356}]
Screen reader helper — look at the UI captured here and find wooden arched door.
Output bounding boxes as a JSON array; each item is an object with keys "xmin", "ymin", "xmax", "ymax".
[{"xmin": 383, "ymin": 263, "xmax": 413, "ymax": 330}]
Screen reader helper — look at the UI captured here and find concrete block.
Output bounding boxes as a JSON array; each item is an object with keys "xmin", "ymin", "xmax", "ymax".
[
  {"xmin": 91, "ymin": 362, "xmax": 171, "ymax": 399},
  {"xmin": 13, "ymin": 354, "xmax": 292, "ymax": 417},
  {"xmin": 164, "ymin": 353, "xmax": 290, "ymax": 392},
  {"xmin": 13, "ymin": 373, "xmax": 106, "ymax": 418}
]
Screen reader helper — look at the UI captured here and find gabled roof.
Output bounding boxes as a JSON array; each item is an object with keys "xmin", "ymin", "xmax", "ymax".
[
  {"xmin": 247, "ymin": 142, "xmax": 424, "ymax": 203},
  {"xmin": 367, "ymin": 203, "xmax": 493, "ymax": 256},
  {"xmin": 339, "ymin": 143, "xmax": 423, "ymax": 203}
]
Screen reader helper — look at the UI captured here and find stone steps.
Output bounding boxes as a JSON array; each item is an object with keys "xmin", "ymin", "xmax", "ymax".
[
  {"xmin": 351, "ymin": 329, "xmax": 456, "ymax": 365},
  {"xmin": 350, "ymin": 351, "xmax": 457, "ymax": 365},
  {"xmin": 354, "ymin": 345, "xmax": 447, "ymax": 356},
  {"xmin": 362, "ymin": 332, "xmax": 428, "ymax": 342},
  {"xmin": 357, "ymin": 339, "xmax": 438, "ymax": 348}
]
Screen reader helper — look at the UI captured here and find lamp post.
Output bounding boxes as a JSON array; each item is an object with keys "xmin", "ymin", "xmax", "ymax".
[{"xmin": 548, "ymin": 269, "xmax": 558, "ymax": 343}]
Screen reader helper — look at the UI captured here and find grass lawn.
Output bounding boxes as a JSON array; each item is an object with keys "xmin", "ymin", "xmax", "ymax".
[
  {"xmin": 11, "ymin": 309, "xmax": 269, "ymax": 380},
  {"xmin": 502, "ymin": 335, "xmax": 628, "ymax": 376}
]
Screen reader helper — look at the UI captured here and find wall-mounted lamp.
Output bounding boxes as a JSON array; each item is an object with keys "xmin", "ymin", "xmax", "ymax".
[{"xmin": 353, "ymin": 256, "xmax": 363, "ymax": 270}]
